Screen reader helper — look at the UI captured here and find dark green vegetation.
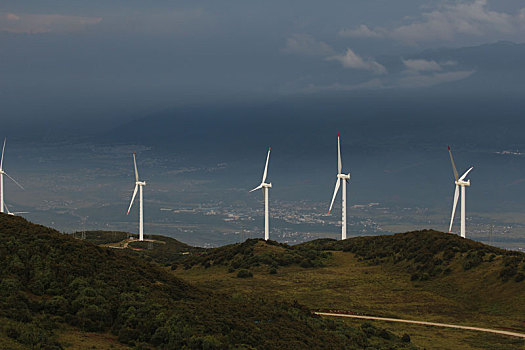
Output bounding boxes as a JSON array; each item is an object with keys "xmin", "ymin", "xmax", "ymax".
[
  {"xmin": 298, "ymin": 230, "xmax": 525, "ymax": 283},
  {"xmin": 174, "ymin": 230, "xmax": 525, "ymax": 350},
  {"xmin": 82, "ymin": 230, "xmax": 204, "ymax": 266},
  {"xmin": 0, "ymin": 215, "xmax": 414, "ymax": 349},
  {"xmin": 175, "ymin": 238, "xmax": 331, "ymax": 272},
  {"xmin": 73, "ymin": 230, "xmax": 129, "ymax": 245},
  {"xmin": 127, "ymin": 235, "xmax": 204, "ymax": 266}
]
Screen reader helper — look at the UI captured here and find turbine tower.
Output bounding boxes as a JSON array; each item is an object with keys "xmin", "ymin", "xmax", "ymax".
[
  {"xmin": 250, "ymin": 147, "xmax": 272, "ymax": 240},
  {"xmin": 448, "ymin": 146, "xmax": 473, "ymax": 238},
  {"xmin": 328, "ymin": 133, "xmax": 350, "ymax": 240},
  {"xmin": 126, "ymin": 153, "xmax": 146, "ymax": 241},
  {"xmin": 0, "ymin": 138, "xmax": 24, "ymax": 214}
]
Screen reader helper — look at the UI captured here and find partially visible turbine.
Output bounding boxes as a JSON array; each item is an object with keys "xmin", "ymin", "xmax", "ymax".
[
  {"xmin": 126, "ymin": 153, "xmax": 146, "ymax": 241},
  {"xmin": 250, "ymin": 147, "xmax": 272, "ymax": 241},
  {"xmin": 4, "ymin": 202, "xmax": 29, "ymax": 216},
  {"xmin": 448, "ymin": 146, "xmax": 473, "ymax": 238},
  {"xmin": 0, "ymin": 138, "xmax": 24, "ymax": 214},
  {"xmin": 328, "ymin": 133, "xmax": 350, "ymax": 240}
]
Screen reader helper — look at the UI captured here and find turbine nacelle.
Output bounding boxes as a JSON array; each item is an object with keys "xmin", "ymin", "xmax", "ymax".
[
  {"xmin": 136, "ymin": 181, "xmax": 147, "ymax": 186},
  {"xmin": 455, "ymin": 179, "xmax": 470, "ymax": 187},
  {"xmin": 337, "ymin": 173, "xmax": 350, "ymax": 180}
]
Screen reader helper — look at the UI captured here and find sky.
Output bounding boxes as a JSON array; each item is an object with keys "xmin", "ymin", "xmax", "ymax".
[
  {"xmin": 1, "ymin": 1, "xmax": 525, "ymax": 247},
  {"xmin": 1, "ymin": 0, "xmax": 525, "ymax": 132}
]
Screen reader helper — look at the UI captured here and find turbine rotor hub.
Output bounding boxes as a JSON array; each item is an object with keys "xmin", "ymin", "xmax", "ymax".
[{"xmin": 455, "ymin": 180, "xmax": 470, "ymax": 186}]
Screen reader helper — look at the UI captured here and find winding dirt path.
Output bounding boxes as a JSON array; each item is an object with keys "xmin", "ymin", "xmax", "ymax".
[{"xmin": 315, "ymin": 312, "xmax": 525, "ymax": 339}]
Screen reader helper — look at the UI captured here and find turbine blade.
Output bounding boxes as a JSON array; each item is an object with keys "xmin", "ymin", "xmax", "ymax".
[
  {"xmin": 459, "ymin": 166, "xmax": 473, "ymax": 181},
  {"xmin": 3, "ymin": 202, "xmax": 11, "ymax": 215},
  {"xmin": 448, "ymin": 146, "xmax": 459, "ymax": 181},
  {"xmin": 127, "ymin": 185, "xmax": 138, "ymax": 215},
  {"xmin": 448, "ymin": 184, "xmax": 460, "ymax": 233},
  {"xmin": 0, "ymin": 138, "xmax": 5, "ymax": 170},
  {"xmin": 337, "ymin": 133, "xmax": 342, "ymax": 174},
  {"xmin": 133, "ymin": 153, "xmax": 139, "ymax": 182},
  {"xmin": 328, "ymin": 178, "xmax": 340, "ymax": 214},
  {"xmin": 4, "ymin": 172, "xmax": 24, "ymax": 190},
  {"xmin": 261, "ymin": 147, "xmax": 271, "ymax": 183},
  {"xmin": 249, "ymin": 184, "xmax": 263, "ymax": 193}
]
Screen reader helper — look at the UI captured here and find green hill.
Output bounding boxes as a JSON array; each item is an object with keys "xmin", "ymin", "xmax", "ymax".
[
  {"xmin": 173, "ymin": 231, "xmax": 525, "ymax": 349},
  {"xmin": 0, "ymin": 215, "xmax": 414, "ymax": 349},
  {"xmin": 176, "ymin": 238, "xmax": 331, "ymax": 272},
  {"xmin": 298, "ymin": 230, "xmax": 525, "ymax": 283},
  {"xmin": 79, "ymin": 230, "xmax": 204, "ymax": 266}
]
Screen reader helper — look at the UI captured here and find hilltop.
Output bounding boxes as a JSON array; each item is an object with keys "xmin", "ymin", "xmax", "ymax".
[
  {"xmin": 78, "ymin": 230, "xmax": 204, "ymax": 265},
  {"xmin": 0, "ymin": 215, "xmax": 413, "ymax": 349},
  {"xmin": 298, "ymin": 230, "xmax": 525, "ymax": 283},
  {"xmin": 177, "ymin": 238, "xmax": 331, "ymax": 272}
]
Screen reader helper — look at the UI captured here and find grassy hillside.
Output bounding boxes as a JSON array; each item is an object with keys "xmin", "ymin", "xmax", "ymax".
[
  {"xmin": 176, "ymin": 238, "xmax": 331, "ymax": 272},
  {"xmin": 298, "ymin": 230, "xmax": 525, "ymax": 283},
  {"xmin": 173, "ymin": 231, "xmax": 525, "ymax": 349},
  {"xmin": 81, "ymin": 230, "xmax": 204, "ymax": 266},
  {"xmin": 72, "ymin": 230, "xmax": 130, "ymax": 245},
  {"xmin": 0, "ymin": 215, "xmax": 414, "ymax": 349}
]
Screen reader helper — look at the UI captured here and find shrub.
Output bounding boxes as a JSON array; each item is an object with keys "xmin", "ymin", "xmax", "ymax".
[
  {"xmin": 499, "ymin": 266, "xmax": 518, "ymax": 281},
  {"xmin": 514, "ymin": 273, "xmax": 524, "ymax": 283},
  {"xmin": 118, "ymin": 327, "xmax": 140, "ymax": 345},
  {"xmin": 236, "ymin": 270, "xmax": 253, "ymax": 278},
  {"xmin": 300, "ymin": 259, "xmax": 314, "ymax": 268},
  {"xmin": 401, "ymin": 333, "xmax": 411, "ymax": 343}
]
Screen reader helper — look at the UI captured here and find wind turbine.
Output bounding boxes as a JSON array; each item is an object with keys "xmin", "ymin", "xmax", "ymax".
[
  {"xmin": 448, "ymin": 146, "xmax": 473, "ymax": 238},
  {"xmin": 4, "ymin": 202, "xmax": 29, "ymax": 216},
  {"xmin": 328, "ymin": 133, "xmax": 350, "ymax": 240},
  {"xmin": 0, "ymin": 138, "xmax": 24, "ymax": 214},
  {"xmin": 250, "ymin": 147, "xmax": 272, "ymax": 241},
  {"xmin": 126, "ymin": 153, "xmax": 146, "ymax": 241}
]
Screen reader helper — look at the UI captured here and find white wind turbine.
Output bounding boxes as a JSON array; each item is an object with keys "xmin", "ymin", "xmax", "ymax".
[
  {"xmin": 328, "ymin": 133, "xmax": 350, "ymax": 240},
  {"xmin": 0, "ymin": 138, "xmax": 24, "ymax": 214},
  {"xmin": 4, "ymin": 202, "xmax": 29, "ymax": 216},
  {"xmin": 126, "ymin": 153, "xmax": 146, "ymax": 241},
  {"xmin": 448, "ymin": 146, "xmax": 473, "ymax": 238},
  {"xmin": 250, "ymin": 147, "xmax": 272, "ymax": 241}
]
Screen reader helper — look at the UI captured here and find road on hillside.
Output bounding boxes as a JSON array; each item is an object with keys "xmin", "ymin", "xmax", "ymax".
[{"xmin": 315, "ymin": 312, "xmax": 525, "ymax": 339}]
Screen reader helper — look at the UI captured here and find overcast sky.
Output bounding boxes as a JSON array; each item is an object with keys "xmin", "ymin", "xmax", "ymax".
[{"xmin": 1, "ymin": 1, "xmax": 525, "ymax": 128}]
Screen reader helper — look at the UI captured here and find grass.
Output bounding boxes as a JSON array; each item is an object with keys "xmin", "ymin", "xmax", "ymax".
[
  {"xmin": 173, "ymin": 250, "xmax": 525, "ymax": 349},
  {"xmin": 335, "ymin": 318, "xmax": 525, "ymax": 350},
  {"xmin": 57, "ymin": 328, "xmax": 131, "ymax": 350}
]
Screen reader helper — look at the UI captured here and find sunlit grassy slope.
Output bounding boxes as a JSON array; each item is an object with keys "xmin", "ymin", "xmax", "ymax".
[{"xmin": 171, "ymin": 231, "xmax": 525, "ymax": 349}]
